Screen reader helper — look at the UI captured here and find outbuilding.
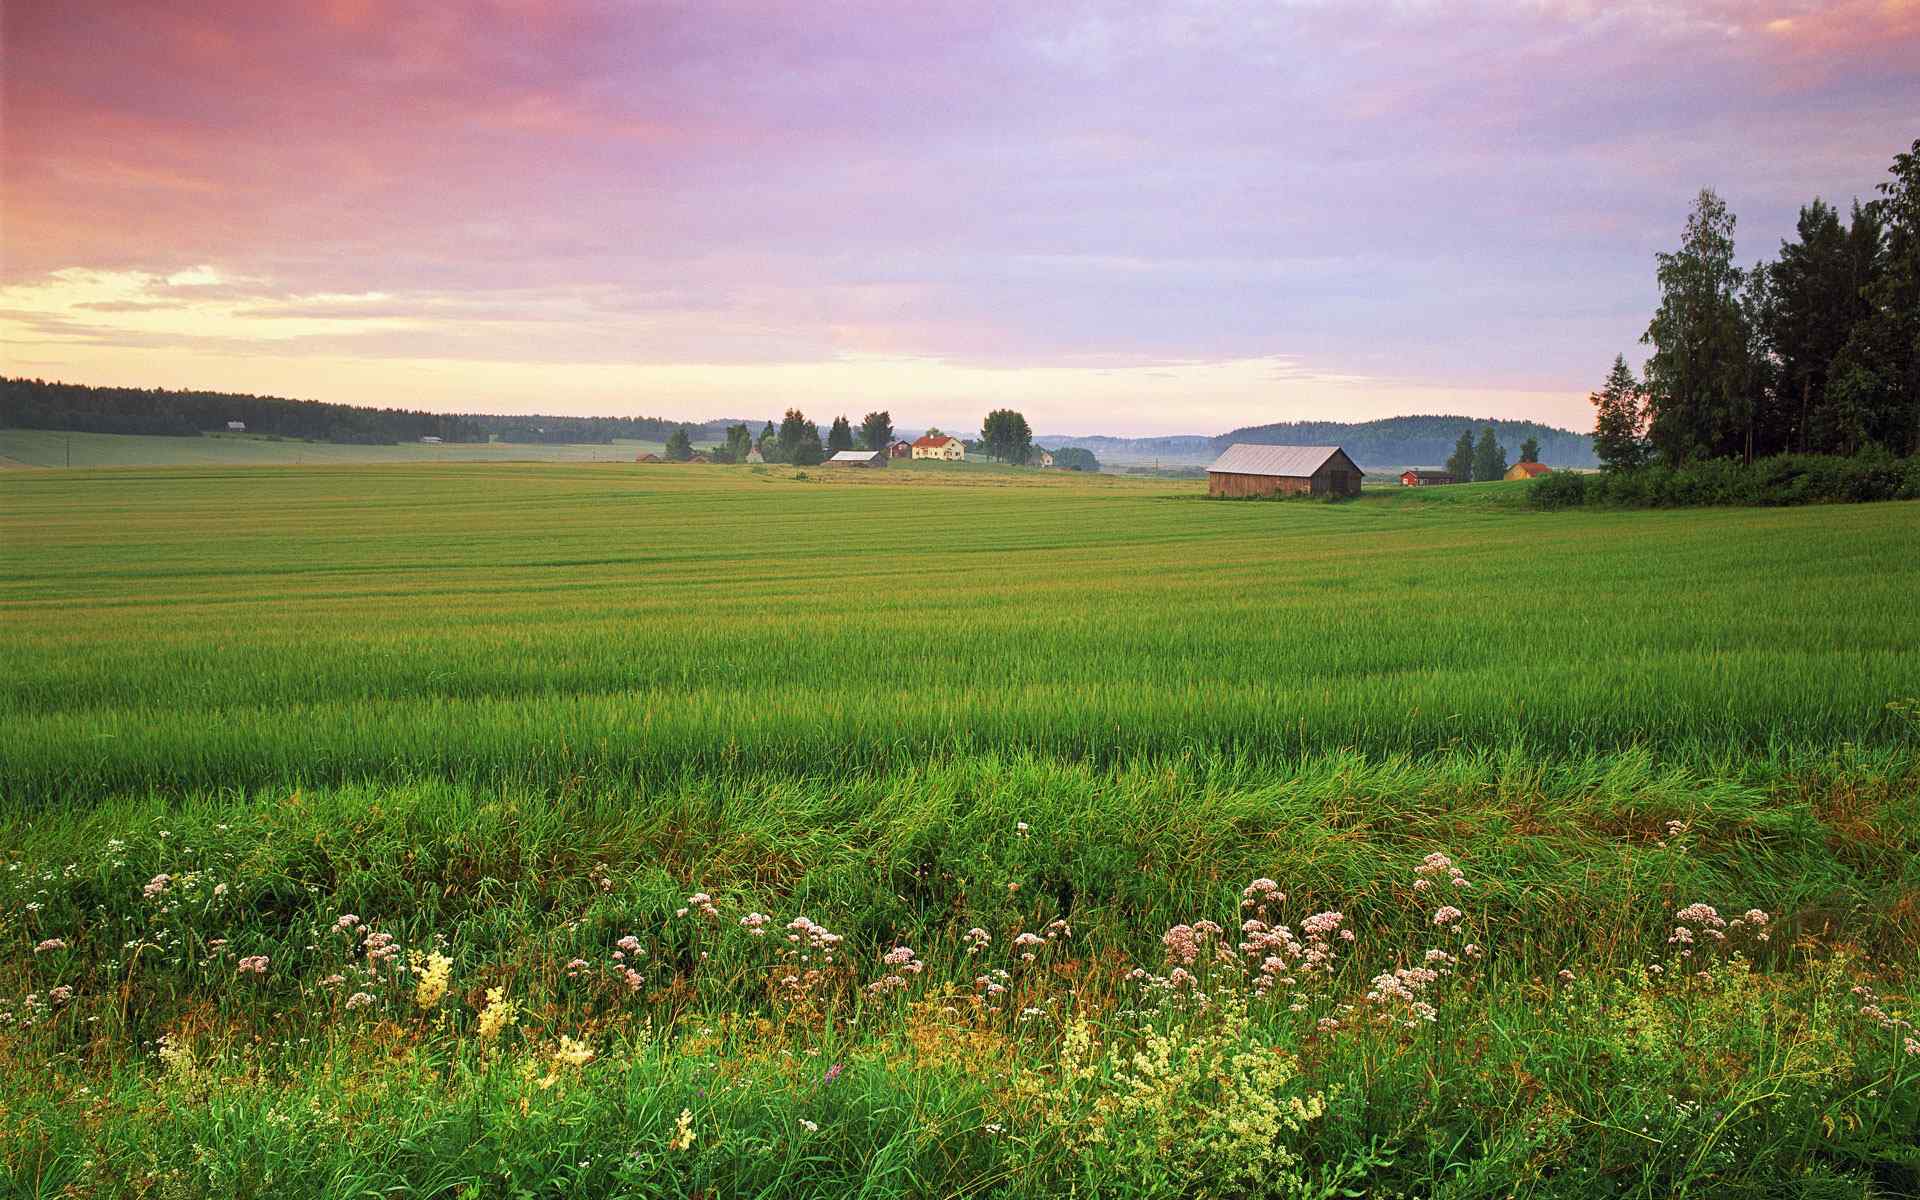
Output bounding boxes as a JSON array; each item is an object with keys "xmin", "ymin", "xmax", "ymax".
[
  {"xmin": 226, "ymin": 421, "xmax": 246, "ymax": 432},
  {"xmin": 1504, "ymin": 461, "xmax": 1552, "ymax": 480},
  {"xmin": 635, "ymin": 452, "xmax": 662, "ymax": 462},
  {"xmin": 1205, "ymin": 444, "xmax": 1364, "ymax": 498},
  {"xmin": 1400, "ymin": 469, "xmax": 1455, "ymax": 486},
  {"xmin": 827, "ymin": 449, "xmax": 887, "ymax": 468}
]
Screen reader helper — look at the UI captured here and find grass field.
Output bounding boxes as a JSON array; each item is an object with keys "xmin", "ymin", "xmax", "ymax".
[{"xmin": 4, "ymin": 463, "xmax": 1918, "ymax": 1197}]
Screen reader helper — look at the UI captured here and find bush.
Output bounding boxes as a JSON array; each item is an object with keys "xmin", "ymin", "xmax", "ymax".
[{"xmin": 1529, "ymin": 453, "xmax": 1917, "ymax": 510}]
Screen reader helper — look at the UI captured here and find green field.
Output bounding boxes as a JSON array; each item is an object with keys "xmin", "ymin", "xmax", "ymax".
[{"xmin": 4, "ymin": 464, "xmax": 1918, "ymax": 1197}]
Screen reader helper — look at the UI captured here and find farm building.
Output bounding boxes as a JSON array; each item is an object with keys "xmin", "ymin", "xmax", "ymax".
[
  {"xmin": 1400, "ymin": 469, "xmax": 1455, "ymax": 486},
  {"xmin": 746, "ymin": 446, "xmax": 765, "ymax": 464},
  {"xmin": 912, "ymin": 434, "xmax": 965, "ymax": 461},
  {"xmin": 1505, "ymin": 461, "xmax": 1552, "ymax": 480},
  {"xmin": 420, "ymin": 436, "xmax": 442, "ymax": 444},
  {"xmin": 1032, "ymin": 448, "xmax": 1055, "ymax": 468},
  {"xmin": 888, "ymin": 440, "xmax": 914, "ymax": 459},
  {"xmin": 635, "ymin": 452, "xmax": 662, "ymax": 463},
  {"xmin": 226, "ymin": 421, "xmax": 246, "ymax": 432},
  {"xmin": 688, "ymin": 452, "xmax": 712, "ymax": 464},
  {"xmin": 827, "ymin": 449, "xmax": 888, "ymax": 468},
  {"xmin": 1205, "ymin": 444, "xmax": 1364, "ymax": 498}
]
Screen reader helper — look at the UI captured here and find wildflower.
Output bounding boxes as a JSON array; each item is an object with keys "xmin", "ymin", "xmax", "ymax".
[
  {"xmin": 346, "ymin": 992, "xmax": 375, "ymax": 1009},
  {"xmin": 963, "ymin": 927, "xmax": 991, "ymax": 953},
  {"xmin": 565, "ymin": 958, "xmax": 590, "ymax": 976},
  {"xmin": 1432, "ymin": 907, "xmax": 1463, "ymax": 927},
  {"xmin": 1015, "ymin": 821, "xmax": 1030, "ymax": 837},
  {"xmin": 739, "ymin": 913, "xmax": 769, "ymax": 937},
  {"xmin": 798, "ymin": 1118, "xmax": 819, "ymax": 1133},
  {"xmin": 684, "ymin": 893, "xmax": 719, "ymax": 920},
  {"xmin": 34, "ymin": 938, "xmax": 67, "ymax": 954},
  {"xmin": 616, "ymin": 935, "xmax": 642, "ymax": 954},
  {"xmin": 321, "ymin": 974, "xmax": 346, "ymax": 987},
  {"xmin": 621, "ymin": 967, "xmax": 645, "ymax": 992},
  {"xmin": 334, "ymin": 914, "xmax": 361, "ymax": 932},
  {"xmin": 237, "ymin": 955, "xmax": 270, "ymax": 976},
  {"xmin": 669, "ymin": 1108, "xmax": 696, "ymax": 1151},
  {"xmin": 476, "ymin": 987, "xmax": 519, "ymax": 1041},
  {"xmin": 212, "ymin": 883, "xmax": 229, "ymax": 897},
  {"xmin": 553, "ymin": 1035, "xmax": 594, "ymax": 1068},
  {"xmin": 823, "ymin": 1062, "xmax": 843, "ymax": 1085},
  {"xmin": 50, "ymin": 985, "xmax": 75, "ymax": 1005},
  {"xmin": 411, "ymin": 950, "xmax": 453, "ymax": 1008},
  {"xmin": 1557, "ymin": 969, "xmax": 1575, "ymax": 984},
  {"xmin": 363, "ymin": 930, "xmax": 400, "ymax": 970},
  {"xmin": 1015, "ymin": 931, "xmax": 1048, "ymax": 962},
  {"xmin": 142, "ymin": 874, "xmax": 171, "ymax": 899}
]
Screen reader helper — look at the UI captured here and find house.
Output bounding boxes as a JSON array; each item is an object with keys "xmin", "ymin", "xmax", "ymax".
[
  {"xmin": 1505, "ymin": 461, "xmax": 1552, "ymax": 481},
  {"xmin": 888, "ymin": 440, "xmax": 914, "ymax": 459},
  {"xmin": 912, "ymin": 434, "xmax": 965, "ymax": 461},
  {"xmin": 420, "ymin": 436, "xmax": 442, "ymax": 444},
  {"xmin": 1032, "ymin": 448, "xmax": 1055, "ymax": 468},
  {"xmin": 1205, "ymin": 444, "xmax": 1364, "ymax": 498},
  {"xmin": 635, "ymin": 452, "xmax": 662, "ymax": 463},
  {"xmin": 1400, "ymin": 469, "xmax": 1455, "ymax": 487},
  {"xmin": 746, "ymin": 446, "xmax": 765, "ymax": 464},
  {"xmin": 226, "ymin": 421, "xmax": 246, "ymax": 432},
  {"xmin": 827, "ymin": 449, "xmax": 888, "ymax": 468},
  {"xmin": 688, "ymin": 452, "xmax": 712, "ymax": 464}
]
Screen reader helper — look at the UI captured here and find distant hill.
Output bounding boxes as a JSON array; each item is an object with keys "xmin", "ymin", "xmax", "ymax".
[
  {"xmin": 1215, "ymin": 415, "xmax": 1596, "ymax": 468},
  {"xmin": 1033, "ymin": 434, "xmax": 1218, "ymax": 466}
]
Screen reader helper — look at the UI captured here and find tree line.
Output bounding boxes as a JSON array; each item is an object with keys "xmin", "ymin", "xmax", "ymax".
[
  {"xmin": 1591, "ymin": 137, "xmax": 1919, "ymax": 470},
  {"xmin": 1441, "ymin": 428, "xmax": 1541, "ymax": 482}
]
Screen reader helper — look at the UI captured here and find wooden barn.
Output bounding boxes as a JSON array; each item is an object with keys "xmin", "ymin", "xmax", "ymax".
[
  {"xmin": 1504, "ymin": 461, "xmax": 1552, "ymax": 480},
  {"xmin": 635, "ymin": 452, "xmax": 662, "ymax": 463},
  {"xmin": 1205, "ymin": 444, "xmax": 1364, "ymax": 498},
  {"xmin": 827, "ymin": 449, "xmax": 888, "ymax": 468},
  {"xmin": 1400, "ymin": 469, "xmax": 1455, "ymax": 486}
]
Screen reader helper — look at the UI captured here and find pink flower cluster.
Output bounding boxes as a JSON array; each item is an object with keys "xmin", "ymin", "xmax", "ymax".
[
  {"xmin": 236, "ymin": 955, "xmax": 270, "ymax": 976},
  {"xmin": 963, "ymin": 927, "xmax": 991, "ymax": 954},
  {"xmin": 142, "ymin": 874, "xmax": 171, "ymax": 900},
  {"xmin": 34, "ymin": 938, "xmax": 67, "ymax": 954},
  {"xmin": 740, "ymin": 912, "xmax": 769, "ymax": 937},
  {"xmin": 677, "ymin": 893, "xmax": 719, "ymax": 920},
  {"xmin": 1669, "ymin": 903, "xmax": 1770, "ymax": 958},
  {"xmin": 866, "ymin": 945, "xmax": 925, "ymax": 995}
]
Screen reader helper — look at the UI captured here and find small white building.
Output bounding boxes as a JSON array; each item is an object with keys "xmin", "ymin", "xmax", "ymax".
[
  {"xmin": 226, "ymin": 421, "xmax": 246, "ymax": 432},
  {"xmin": 420, "ymin": 436, "xmax": 442, "ymax": 444}
]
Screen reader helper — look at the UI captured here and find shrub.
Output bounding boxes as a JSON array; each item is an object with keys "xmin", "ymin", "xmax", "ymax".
[{"xmin": 1529, "ymin": 453, "xmax": 1917, "ymax": 510}]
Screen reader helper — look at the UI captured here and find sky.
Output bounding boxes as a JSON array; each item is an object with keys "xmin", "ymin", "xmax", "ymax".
[{"xmin": 3, "ymin": 1, "xmax": 1916, "ymax": 436}]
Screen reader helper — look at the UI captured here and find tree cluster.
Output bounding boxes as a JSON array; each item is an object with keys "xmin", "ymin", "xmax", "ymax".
[{"xmin": 1597, "ymin": 139, "xmax": 1920, "ymax": 469}]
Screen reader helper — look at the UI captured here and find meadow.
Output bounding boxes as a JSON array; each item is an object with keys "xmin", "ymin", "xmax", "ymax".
[{"xmin": 3, "ymin": 463, "xmax": 1918, "ymax": 1197}]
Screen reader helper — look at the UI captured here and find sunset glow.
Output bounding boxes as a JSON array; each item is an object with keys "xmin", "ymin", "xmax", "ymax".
[{"xmin": 5, "ymin": 1, "xmax": 1917, "ymax": 432}]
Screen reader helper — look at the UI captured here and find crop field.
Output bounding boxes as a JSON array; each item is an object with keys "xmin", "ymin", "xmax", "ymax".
[{"xmin": 4, "ymin": 463, "xmax": 1918, "ymax": 1198}]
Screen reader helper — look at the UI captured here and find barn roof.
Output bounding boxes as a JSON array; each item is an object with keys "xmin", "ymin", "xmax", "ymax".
[
  {"xmin": 913, "ymin": 434, "xmax": 960, "ymax": 448},
  {"xmin": 828, "ymin": 449, "xmax": 883, "ymax": 463},
  {"xmin": 1206, "ymin": 444, "xmax": 1350, "ymax": 478},
  {"xmin": 1508, "ymin": 461, "xmax": 1552, "ymax": 477}
]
